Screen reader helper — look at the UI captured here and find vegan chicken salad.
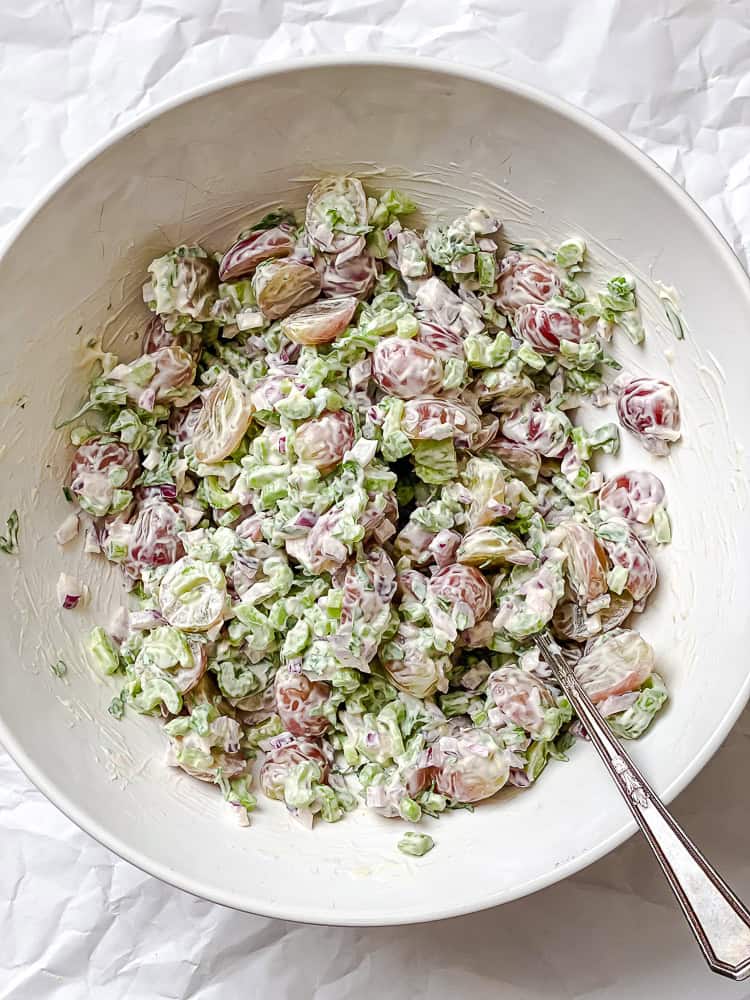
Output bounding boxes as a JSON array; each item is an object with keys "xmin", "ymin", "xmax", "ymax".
[{"xmin": 57, "ymin": 176, "xmax": 680, "ymax": 849}]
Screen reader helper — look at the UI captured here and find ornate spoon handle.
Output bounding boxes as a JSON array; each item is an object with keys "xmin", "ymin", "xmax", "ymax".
[{"xmin": 534, "ymin": 631, "xmax": 750, "ymax": 981}]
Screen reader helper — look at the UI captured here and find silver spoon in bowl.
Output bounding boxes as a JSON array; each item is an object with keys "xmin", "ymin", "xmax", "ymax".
[{"xmin": 533, "ymin": 630, "xmax": 750, "ymax": 981}]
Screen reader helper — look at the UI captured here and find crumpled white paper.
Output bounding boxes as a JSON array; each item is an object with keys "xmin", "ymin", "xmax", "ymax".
[{"xmin": 2, "ymin": 1, "xmax": 750, "ymax": 997}]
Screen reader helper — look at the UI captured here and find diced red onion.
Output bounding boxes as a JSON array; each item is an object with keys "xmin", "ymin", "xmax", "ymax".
[
  {"xmin": 459, "ymin": 302, "xmax": 484, "ymax": 335},
  {"xmin": 129, "ymin": 609, "xmax": 167, "ymax": 630},
  {"xmin": 265, "ymin": 731, "xmax": 296, "ymax": 752},
  {"xmin": 335, "ymin": 235, "xmax": 367, "ymax": 265},
  {"xmin": 373, "ymin": 574, "xmax": 395, "ymax": 603},
  {"xmin": 384, "ymin": 220, "xmax": 403, "ymax": 242},
  {"xmin": 560, "ymin": 446, "xmax": 582, "ymax": 480},
  {"xmin": 268, "ymin": 732, "xmax": 294, "ymax": 750},
  {"xmin": 159, "ymin": 484, "xmax": 177, "ymax": 501},
  {"xmin": 366, "ymin": 785, "xmax": 387, "ymax": 808},
  {"xmin": 598, "ymin": 691, "xmax": 639, "ymax": 718},
  {"xmin": 233, "ymin": 553, "xmax": 260, "ymax": 575},
  {"xmin": 235, "ymin": 515, "xmax": 264, "ymax": 542},
  {"xmin": 350, "ymin": 358, "xmax": 372, "ymax": 390},
  {"xmin": 569, "ymin": 719, "xmax": 588, "ymax": 740},
  {"xmin": 373, "ymin": 519, "xmax": 396, "ymax": 544},
  {"xmin": 429, "ymin": 529, "xmax": 461, "ymax": 568},
  {"xmin": 452, "ymin": 253, "xmax": 476, "ymax": 274},
  {"xmin": 244, "ymin": 335, "xmax": 266, "ymax": 356},
  {"xmin": 138, "ymin": 387, "xmax": 157, "ymax": 412},
  {"xmin": 83, "ymin": 525, "xmax": 101, "ymax": 554},
  {"xmin": 181, "ymin": 504, "xmax": 204, "ymax": 530},
  {"xmin": 367, "ymin": 405, "xmax": 384, "ymax": 427},
  {"xmin": 290, "ymin": 808, "xmax": 315, "ymax": 830},
  {"xmin": 230, "ymin": 553, "xmax": 260, "ymax": 595},
  {"xmin": 229, "ymin": 801, "xmax": 251, "ymax": 827},
  {"xmin": 57, "ymin": 572, "xmax": 84, "ymax": 610},
  {"xmin": 488, "ymin": 707, "xmax": 506, "ymax": 728},
  {"xmin": 109, "ymin": 606, "xmax": 130, "ymax": 642},
  {"xmin": 460, "ymin": 665, "xmax": 486, "ymax": 691},
  {"xmin": 508, "ymin": 769, "xmax": 531, "ymax": 788},
  {"xmin": 486, "ymin": 499, "xmax": 513, "ymax": 517},
  {"xmin": 294, "ymin": 509, "xmax": 319, "ymax": 529},
  {"xmin": 55, "ymin": 513, "xmax": 79, "ymax": 546},
  {"xmin": 278, "ymin": 343, "xmax": 301, "ymax": 365},
  {"xmin": 344, "ymin": 438, "xmax": 377, "ymax": 469}
]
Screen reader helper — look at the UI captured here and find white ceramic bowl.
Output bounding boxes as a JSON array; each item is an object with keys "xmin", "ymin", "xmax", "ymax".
[{"xmin": 1, "ymin": 57, "xmax": 749, "ymax": 926}]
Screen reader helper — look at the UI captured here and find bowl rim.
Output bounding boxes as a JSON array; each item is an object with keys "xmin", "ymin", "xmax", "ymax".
[{"xmin": 2, "ymin": 54, "xmax": 750, "ymax": 926}]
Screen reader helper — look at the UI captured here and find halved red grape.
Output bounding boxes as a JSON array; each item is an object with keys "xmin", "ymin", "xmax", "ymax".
[
  {"xmin": 70, "ymin": 438, "xmax": 139, "ymax": 492},
  {"xmin": 318, "ymin": 251, "xmax": 378, "ymax": 300},
  {"xmin": 502, "ymin": 395, "xmax": 570, "ymax": 458},
  {"xmin": 219, "ymin": 225, "xmax": 295, "ymax": 280},
  {"xmin": 124, "ymin": 499, "xmax": 185, "ymax": 578},
  {"xmin": 484, "ymin": 437, "xmax": 541, "ymax": 482},
  {"xmin": 428, "ymin": 563, "xmax": 492, "ymax": 626},
  {"xmin": 380, "ymin": 623, "xmax": 447, "ymax": 698},
  {"xmin": 274, "ymin": 666, "xmax": 331, "ymax": 738},
  {"xmin": 616, "ymin": 378, "xmax": 681, "ymax": 455},
  {"xmin": 294, "ymin": 410, "xmax": 355, "ymax": 474},
  {"xmin": 416, "ymin": 321, "xmax": 464, "ymax": 359},
  {"xmin": 574, "ymin": 628, "xmax": 654, "ymax": 703},
  {"xmin": 496, "ymin": 252, "xmax": 562, "ymax": 312},
  {"xmin": 193, "ymin": 372, "xmax": 254, "ymax": 464},
  {"xmin": 372, "ymin": 337, "xmax": 443, "ymax": 399},
  {"xmin": 260, "ymin": 736, "xmax": 330, "ymax": 799},
  {"xmin": 603, "ymin": 528, "xmax": 657, "ymax": 602},
  {"xmin": 515, "ymin": 303, "xmax": 585, "ymax": 355},
  {"xmin": 402, "ymin": 397, "xmax": 482, "ymax": 446},
  {"xmin": 281, "ymin": 297, "xmax": 357, "ymax": 345},
  {"xmin": 487, "ymin": 667, "xmax": 555, "ymax": 737},
  {"xmin": 557, "ymin": 520, "xmax": 608, "ymax": 604},
  {"xmin": 254, "ymin": 259, "xmax": 321, "ymax": 320},
  {"xmin": 431, "ymin": 730, "xmax": 510, "ymax": 803},
  {"xmin": 598, "ymin": 470, "xmax": 666, "ymax": 525},
  {"xmin": 305, "ymin": 176, "xmax": 369, "ymax": 255}
]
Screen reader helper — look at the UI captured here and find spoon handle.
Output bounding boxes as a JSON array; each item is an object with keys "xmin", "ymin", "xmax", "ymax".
[{"xmin": 534, "ymin": 631, "xmax": 750, "ymax": 981}]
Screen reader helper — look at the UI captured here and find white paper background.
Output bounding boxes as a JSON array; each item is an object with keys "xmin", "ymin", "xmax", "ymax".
[{"xmin": 2, "ymin": 1, "xmax": 750, "ymax": 997}]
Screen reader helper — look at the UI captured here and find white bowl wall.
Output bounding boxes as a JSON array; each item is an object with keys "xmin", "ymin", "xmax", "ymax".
[{"xmin": 0, "ymin": 59, "xmax": 748, "ymax": 924}]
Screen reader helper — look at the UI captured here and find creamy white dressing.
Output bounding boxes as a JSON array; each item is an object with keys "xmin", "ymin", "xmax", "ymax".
[{"xmin": 10, "ymin": 164, "xmax": 733, "ymax": 833}]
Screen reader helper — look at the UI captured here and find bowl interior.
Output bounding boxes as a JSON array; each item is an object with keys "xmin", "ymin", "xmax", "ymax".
[{"xmin": 1, "ymin": 61, "xmax": 749, "ymax": 924}]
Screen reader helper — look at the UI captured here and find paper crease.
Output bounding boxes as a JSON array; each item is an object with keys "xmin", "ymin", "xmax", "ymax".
[{"xmin": 2, "ymin": 2, "xmax": 750, "ymax": 997}]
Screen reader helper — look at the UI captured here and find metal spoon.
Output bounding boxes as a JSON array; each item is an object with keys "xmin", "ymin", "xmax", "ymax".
[{"xmin": 533, "ymin": 630, "xmax": 750, "ymax": 981}]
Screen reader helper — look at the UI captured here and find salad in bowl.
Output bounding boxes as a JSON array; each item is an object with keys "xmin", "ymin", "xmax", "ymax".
[{"xmin": 58, "ymin": 175, "xmax": 680, "ymax": 853}]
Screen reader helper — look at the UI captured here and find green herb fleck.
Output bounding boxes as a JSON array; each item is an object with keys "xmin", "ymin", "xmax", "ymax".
[
  {"xmin": 0, "ymin": 510, "xmax": 19, "ymax": 554},
  {"xmin": 662, "ymin": 299, "xmax": 685, "ymax": 340},
  {"xmin": 50, "ymin": 659, "xmax": 68, "ymax": 678},
  {"xmin": 247, "ymin": 210, "xmax": 296, "ymax": 232},
  {"xmin": 108, "ymin": 690, "xmax": 128, "ymax": 720}
]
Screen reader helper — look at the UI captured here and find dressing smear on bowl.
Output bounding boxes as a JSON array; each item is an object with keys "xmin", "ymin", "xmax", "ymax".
[{"xmin": 55, "ymin": 176, "xmax": 681, "ymax": 845}]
